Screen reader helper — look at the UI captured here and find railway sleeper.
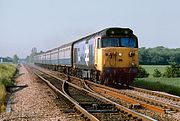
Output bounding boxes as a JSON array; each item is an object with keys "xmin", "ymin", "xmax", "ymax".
[
  {"xmin": 164, "ymin": 109, "xmax": 176, "ymax": 114},
  {"xmin": 80, "ymin": 103, "xmax": 118, "ymax": 113},
  {"xmin": 129, "ymin": 104, "xmax": 142, "ymax": 109}
]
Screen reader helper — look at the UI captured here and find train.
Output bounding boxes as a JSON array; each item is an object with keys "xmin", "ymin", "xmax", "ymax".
[{"xmin": 34, "ymin": 27, "xmax": 139, "ymax": 86}]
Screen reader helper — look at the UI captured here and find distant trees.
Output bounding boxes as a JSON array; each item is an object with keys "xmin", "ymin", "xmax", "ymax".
[
  {"xmin": 26, "ymin": 47, "xmax": 37, "ymax": 63},
  {"xmin": 139, "ymin": 46, "xmax": 180, "ymax": 65},
  {"xmin": 12, "ymin": 54, "xmax": 19, "ymax": 64},
  {"xmin": 0, "ymin": 57, "xmax": 13, "ymax": 63}
]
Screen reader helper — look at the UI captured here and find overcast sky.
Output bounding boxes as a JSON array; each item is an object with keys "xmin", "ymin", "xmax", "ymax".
[{"xmin": 0, "ymin": 0, "xmax": 180, "ymax": 58}]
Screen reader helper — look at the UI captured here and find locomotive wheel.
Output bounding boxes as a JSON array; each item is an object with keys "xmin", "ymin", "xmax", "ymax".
[
  {"xmin": 100, "ymin": 79, "xmax": 105, "ymax": 85},
  {"xmin": 78, "ymin": 69, "xmax": 82, "ymax": 78},
  {"xmin": 107, "ymin": 78, "xmax": 113, "ymax": 86}
]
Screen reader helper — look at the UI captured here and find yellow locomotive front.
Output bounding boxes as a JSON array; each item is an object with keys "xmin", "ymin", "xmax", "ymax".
[{"xmin": 94, "ymin": 28, "xmax": 139, "ymax": 85}]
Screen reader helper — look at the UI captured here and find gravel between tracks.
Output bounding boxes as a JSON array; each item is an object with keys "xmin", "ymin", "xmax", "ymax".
[{"xmin": 0, "ymin": 65, "xmax": 81, "ymax": 121}]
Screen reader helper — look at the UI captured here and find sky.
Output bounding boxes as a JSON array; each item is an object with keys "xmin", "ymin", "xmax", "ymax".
[{"xmin": 0, "ymin": 0, "xmax": 180, "ymax": 58}]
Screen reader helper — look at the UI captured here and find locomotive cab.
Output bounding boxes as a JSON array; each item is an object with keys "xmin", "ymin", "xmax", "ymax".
[{"xmin": 94, "ymin": 28, "xmax": 139, "ymax": 85}]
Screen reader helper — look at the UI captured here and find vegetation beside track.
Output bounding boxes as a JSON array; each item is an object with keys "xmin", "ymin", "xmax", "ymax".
[
  {"xmin": 132, "ymin": 65, "xmax": 180, "ymax": 96},
  {"xmin": 141, "ymin": 65, "xmax": 167, "ymax": 77},
  {"xmin": 0, "ymin": 63, "xmax": 17, "ymax": 112}
]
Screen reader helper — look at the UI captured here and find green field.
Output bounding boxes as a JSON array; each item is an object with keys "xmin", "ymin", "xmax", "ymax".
[
  {"xmin": 141, "ymin": 65, "xmax": 167, "ymax": 77},
  {"xmin": 132, "ymin": 65, "xmax": 180, "ymax": 96},
  {"xmin": 0, "ymin": 63, "xmax": 17, "ymax": 112}
]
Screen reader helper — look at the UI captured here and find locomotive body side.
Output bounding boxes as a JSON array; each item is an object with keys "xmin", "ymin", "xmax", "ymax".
[{"xmin": 72, "ymin": 36, "xmax": 95, "ymax": 69}]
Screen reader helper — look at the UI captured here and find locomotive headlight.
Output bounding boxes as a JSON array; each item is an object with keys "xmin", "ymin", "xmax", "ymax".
[{"xmin": 119, "ymin": 53, "xmax": 122, "ymax": 56}]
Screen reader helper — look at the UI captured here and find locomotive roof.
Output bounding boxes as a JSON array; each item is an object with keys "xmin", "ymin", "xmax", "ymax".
[
  {"xmin": 36, "ymin": 27, "xmax": 134, "ymax": 55},
  {"xmin": 37, "ymin": 42, "xmax": 73, "ymax": 55},
  {"xmin": 71, "ymin": 27, "xmax": 134, "ymax": 44}
]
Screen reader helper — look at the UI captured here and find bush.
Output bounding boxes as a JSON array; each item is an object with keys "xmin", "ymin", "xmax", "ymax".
[
  {"xmin": 153, "ymin": 69, "xmax": 162, "ymax": 77},
  {"xmin": 163, "ymin": 62, "xmax": 180, "ymax": 78},
  {"xmin": 0, "ymin": 64, "xmax": 17, "ymax": 86},
  {"xmin": 137, "ymin": 66, "xmax": 149, "ymax": 78}
]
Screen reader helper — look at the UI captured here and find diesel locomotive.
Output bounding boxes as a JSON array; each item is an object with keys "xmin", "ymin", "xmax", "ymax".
[{"xmin": 34, "ymin": 27, "xmax": 139, "ymax": 85}]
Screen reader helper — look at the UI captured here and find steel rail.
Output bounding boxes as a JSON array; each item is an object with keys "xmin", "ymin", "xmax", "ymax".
[
  {"xmin": 91, "ymin": 85, "xmax": 165, "ymax": 113},
  {"xmin": 82, "ymin": 79, "xmax": 165, "ymax": 113},
  {"xmin": 129, "ymin": 86, "xmax": 180, "ymax": 101},
  {"xmin": 30, "ymin": 65, "xmax": 157, "ymax": 120},
  {"xmin": 85, "ymin": 80, "xmax": 180, "ymax": 112},
  {"xmin": 65, "ymin": 80, "xmax": 157, "ymax": 121},
  {"xmin": 86, "ymin": 81, "xmax": 165, "ymax": 113},
  {"xmin": 121, "ymin": 89, "xmax": 180, "ymax": 112},
  {"xmin": 32, "ymin": 70, "xmax": 99, "ymax": 121},
  {"xmin": 62, "ymin": 80, "xmax": 99, "ymax": 121}
]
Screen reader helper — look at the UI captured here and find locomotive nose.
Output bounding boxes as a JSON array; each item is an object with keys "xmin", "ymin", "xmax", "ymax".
[{"xmin": 103, "ymin": 48, "xmax": 138, "ymax": 68}]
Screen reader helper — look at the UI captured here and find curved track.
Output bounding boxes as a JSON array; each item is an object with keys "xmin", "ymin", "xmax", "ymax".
[{"xmin": 28, "ymin": 65, "xmax": 157, "ymax": 121}]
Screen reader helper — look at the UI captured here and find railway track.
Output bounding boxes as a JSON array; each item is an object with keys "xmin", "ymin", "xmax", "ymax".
[
  {"xmin": 129, "ymin": 86, "xmax": 180, "ymax": 102},
  {"xmin": 84, "ymin": 80, "xmax": 180, "ymax": 120},
  {"xmin": 28, "ymin": 65, "xmax": 157, "ymax": 121},
  {"xmin": 48, "ymin": 70, "xmax": 180, "ymax": 120},
  {"xmin": 40, "ymin": 66, "xmax": 180, "ymax": 114},
  {"xmin": 86, "ymin": 80, "xmax": 180, "ymax": 111}
]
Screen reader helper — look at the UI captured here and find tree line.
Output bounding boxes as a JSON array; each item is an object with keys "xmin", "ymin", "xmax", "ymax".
[
  {"xmin": 0, "ymin": 55, "xmax": 19, "ymax": 64},
  {"xmin": 139, "ymin": 46, "xmax": 180, "ymax": 65}
]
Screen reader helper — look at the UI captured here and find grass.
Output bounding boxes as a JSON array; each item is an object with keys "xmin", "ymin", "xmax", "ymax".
[
  {"xmin": 141, "ymin": 65, "xmax": 167, "ymax": 77},
  {"xmin": 0, "ymin": 63, "xmax": 17, "ymax": 112},
  {"xmin": 132, "ymin": 78, "xmax": 180, "ymax": 96},
  {"xmin": 132, "ymin": 65, "xmax": 180, "ymax": 96},
  {"xmin": 0, "ymin": 84, "xmax": 6, "ymax": 112}
]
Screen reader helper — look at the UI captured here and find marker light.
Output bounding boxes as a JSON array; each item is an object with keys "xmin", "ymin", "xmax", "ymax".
[{"xmin": 124, "ymin": 30, "xmax": 128, "ymax": 34}]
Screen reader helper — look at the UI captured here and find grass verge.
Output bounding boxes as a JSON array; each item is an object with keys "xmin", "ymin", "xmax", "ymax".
[
  {"xmin": 0, "ymin": 63, "xmax": 17, "ymax": 112},
  {"xmin": 0, "ymin": 83, "xmax": 6, "ymax": 112},
  {"xmin": 132, "ymin": 78, "xmax": 180, "ymax": 96}
]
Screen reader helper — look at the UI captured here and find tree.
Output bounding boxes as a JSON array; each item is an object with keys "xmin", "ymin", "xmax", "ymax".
[
  {"xmin": 139, "ymin": 46, "xmax": 180, "ymax": 65},
  {"xmin": 137, "ymin": 66, "xmax": 149, "ymax": 78},
  {"xmin": 26, "ymin": 47, "xmax": 38, "ymax": 63},
  {"xmin": 13, "ymin": 54, "xmax": 19, "ymax": 64},
  {"xmin": 163, "ymin": 62, "xmax": 180, "ymax": 78},
  {"xmin": 153, "ymin": 69, "xmax": 162, "ymax": 77}
]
